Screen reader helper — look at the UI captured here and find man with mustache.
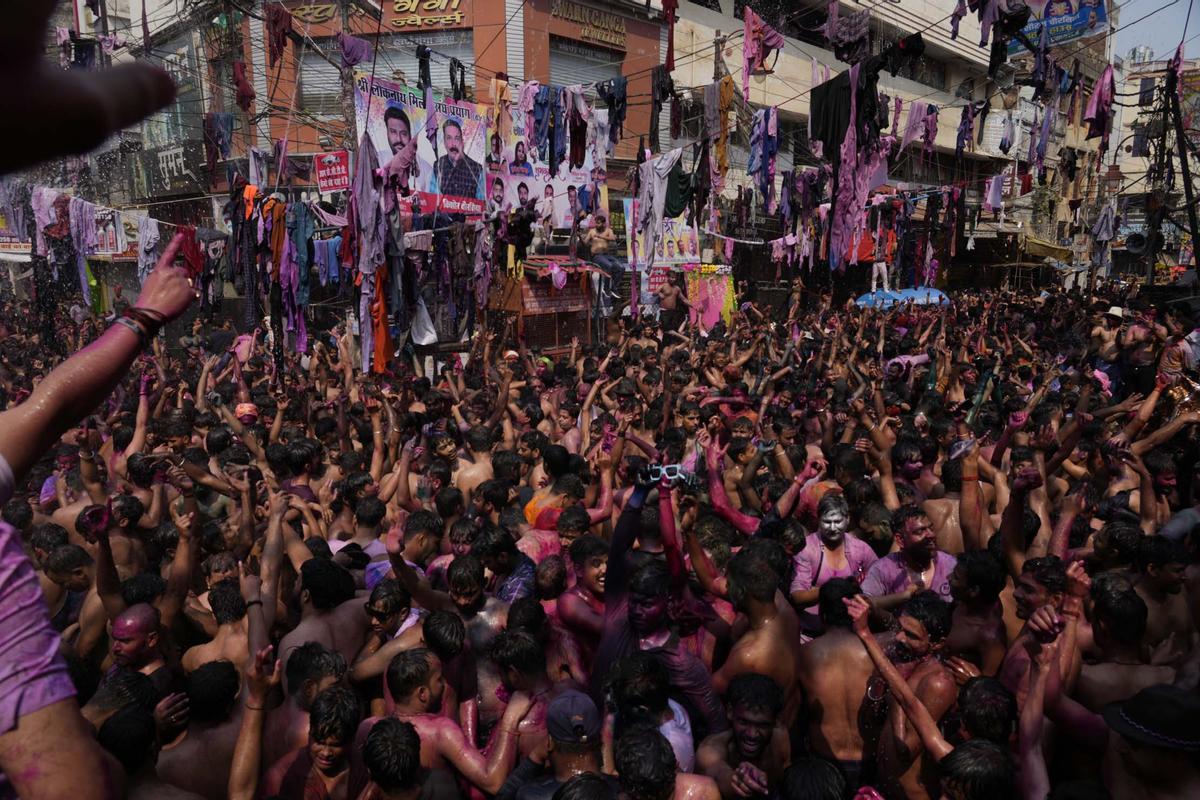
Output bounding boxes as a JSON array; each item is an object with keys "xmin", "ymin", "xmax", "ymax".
[
  {"xmin": 696, "ymin": 674, "xmax": 790, "ymax": 799},
  {"xmin": 861, "ymin": 507, "xmax": 957, "ymax": 610},
  {"xmin": 431, "ymin": 117, "xmax": 484, "ymax": 200}
]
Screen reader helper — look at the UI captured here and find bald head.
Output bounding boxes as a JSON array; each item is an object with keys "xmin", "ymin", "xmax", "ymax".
[{"xmin": 110, "ymin": 603, "xmax": 161, "ymax": 669}]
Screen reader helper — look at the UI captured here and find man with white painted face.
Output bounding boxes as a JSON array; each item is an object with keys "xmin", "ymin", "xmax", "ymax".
[{"xmin": 789, "ymin": 493, "xmax": 878, "ymax": 633}]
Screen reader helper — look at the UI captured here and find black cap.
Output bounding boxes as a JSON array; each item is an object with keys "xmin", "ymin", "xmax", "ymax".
[
  {"xmin": 546, "ymin": 690, "xmax": 601, "ymax": 745},
  {"xmin": 1102, "ymin": 684, "xmax": 1200, "ymax": 751}
]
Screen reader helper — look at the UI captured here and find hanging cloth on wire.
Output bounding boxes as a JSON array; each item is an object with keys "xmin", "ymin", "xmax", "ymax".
[
  {"xmin": 265, "ymin": 4, "xmax": 292, "ymax": 68},
  {"xmin": 338, "ymin": 32, "xmax": 371, "ymax": 68},
  {"xmin": 662, "ymin": 0, "xmax": 678, "ymax": 71},
  {"xmin": 449, "ymin": 58, "xmax": 467, "ymax": 101},
  {"xmin": 742, "ymin": 7, "xmax": 785, "ymax": 99},
  {"xmin": 747, "ymin": 108, "xmax": 779, "ymax": 213},
  {"xmin": 636, "ymin": 148, "xmax": 683, "ymax": 274},
  {"xmin": 597, "ymin": 77, "xmax": 627, "ymax": 150},
  {"xmin": 490, "ymin": 75, "xmax": 513, "ymax": 143},
  {"xmin": 1084, "ymin": 64, "xmax": 1116, "ymax": 157},
  {"xmin": 650, "ymin": 67, "xmax": 674, "ymax": 151},
  {"xmin": 416, "ymin": 46, "xmax": 432, "ymax": 90},
  {"xmin": 233, "ymin": 61, "xmax": 256, "ymax": 112}
]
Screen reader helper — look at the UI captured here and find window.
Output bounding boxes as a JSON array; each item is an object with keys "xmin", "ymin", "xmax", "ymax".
[
  {"xmin": 777, "ymin": 115, "xmax": 805, "ymax": 153},
  {"xmin": 144, "ymin": 34, "xmax": 202, "ymax": 148},
  {"xmin": 1138, "ymin": 76, "xmax": 1156, "ymax": 106},
  {"xmin": 1131, "ymin": 127, "xmax": 1149, "ymax": 157},
  {"xmin": 299, "ymin": 49, "xmax": 342, "ymax": 120},
  {"xmin": 872, "ymin": 21, "xmax": 948, "ymax": 92}
]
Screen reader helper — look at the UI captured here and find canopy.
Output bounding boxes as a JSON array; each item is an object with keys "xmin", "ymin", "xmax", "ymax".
[{"xmin": 856, "ymin": 287, "xmax": 950, "ymax": 308}]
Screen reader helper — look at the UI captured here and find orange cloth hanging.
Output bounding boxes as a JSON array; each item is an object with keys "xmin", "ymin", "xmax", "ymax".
[
  {"xmin": 243, "ymin": 185, "xmax": 258, "ymax": 220},
  {"xmin": 370, "ymin": 264, "xmax": 392, "ymax": 374}
]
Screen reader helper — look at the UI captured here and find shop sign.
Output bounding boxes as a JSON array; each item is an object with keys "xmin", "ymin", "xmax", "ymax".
[
  {"xmin": 134, "ymin": 142, "xmax": 205, "ymax": 199},
  {"xmin": 550, "ymin": 0, "xmax": 627, "ymax": 49},
  {"xmin": 314, "ymin": 150, "xmax": 352, "ymax": 193},
  {"xmin": 291, "ymin": 3, "xmax": 366, "ymax": 23},
  {"xmin": 391, "ymin": 0, "xmax": 466, "ymax": 28}
]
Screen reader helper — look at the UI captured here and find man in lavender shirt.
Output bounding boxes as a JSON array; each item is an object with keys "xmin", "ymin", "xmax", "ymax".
[{"xmin": 861, "ymin": 506, "xmax": 957, "ymax": 610}]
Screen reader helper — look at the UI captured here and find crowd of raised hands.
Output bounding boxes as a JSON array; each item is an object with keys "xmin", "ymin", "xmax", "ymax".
[{"xmin": 1, "ymin": 278, "xmax": 1200, "ymax": 800}]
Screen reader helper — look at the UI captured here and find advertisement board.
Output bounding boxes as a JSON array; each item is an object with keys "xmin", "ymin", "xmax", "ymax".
[
  {"xmin": 355, "ymin": 72, "xmax": 489, "ymax": 215},
  {"xmin": 1008, "ymin": 0, "xmax": 1107, "ymax": 54},
  {"xmin": 314, "ymin": 150, "xmax": 352, "ymax": 193}
]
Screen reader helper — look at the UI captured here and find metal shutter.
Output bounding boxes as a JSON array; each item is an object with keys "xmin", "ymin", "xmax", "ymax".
[
  {"xmin": 375, "ymin": 30, "xmax": 475, "ymax": 95},
  {"xmin": 299, "ymin": 49, "xmax": 343, "ymax": 120},
  {"xmin": 549, "ymin": 36, "xmax": 622, "ymax": 94}
]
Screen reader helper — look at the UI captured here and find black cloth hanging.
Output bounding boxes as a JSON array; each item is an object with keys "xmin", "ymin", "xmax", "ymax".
[{"xmin": 416, "ymin": 46, "xmax": 432, "ymax": 90}]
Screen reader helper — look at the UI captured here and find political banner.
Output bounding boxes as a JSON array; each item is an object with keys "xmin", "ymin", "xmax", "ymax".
[
  {"xmin": 686, "ymin": 263, "xmax": 735, "ymax": 330},
  {"xmin": 354, "ymin": 72, "xmax": 489, "ymax": 215},
  {"xmin": 1008, "ymin": 0, "xmax": 1107, "ymax": 54},
  {"xmin": 314, "ymin": 150, "xmax": 352, "ymax": 193},
  {"xmin": 485, "ymin": 102, "xmax": 609, "ymax": 233},
  {"xmin": 622, "ymin": 199, "xmax": 700, "ymax": 306}
]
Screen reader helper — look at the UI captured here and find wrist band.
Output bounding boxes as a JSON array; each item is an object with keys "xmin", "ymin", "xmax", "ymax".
[
  {"xmin": 244, "ymin": 703, "xmax": 267, "ymax": 711},
  {"xmin": 245, "ymin": 599, "xmax": 263, "ymax": 608},
  {"xmin": 113, "ymin": 316, "xmax": 148, "ymax": 348},
  {"xmin": 961, "ymin": 475, "xmax": 979, "ymax": 482},
  {"xmin": 124, "ymin": 307, "xmax": 164, "ymax": 340}
]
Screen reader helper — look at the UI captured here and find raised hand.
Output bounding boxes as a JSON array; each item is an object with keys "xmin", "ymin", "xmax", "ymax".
[
  {"xmin": 154, "ymin": 692, "xmax": 190, "ymax": 741},
  {"xmin": 843, "ymin": 594, "xmax": 872, "ymax": 636},
  {"xmin": 244, "ymin": 645, "xmax": 282, "ymax": 705},
  {"xmin": 1012, "ymin": 467, "xmax": 1043, "ymax": 494}
]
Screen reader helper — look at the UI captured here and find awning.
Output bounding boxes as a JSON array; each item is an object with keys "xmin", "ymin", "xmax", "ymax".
[
  {"xmin": 1022, "ymin": 236, "xmax": 1072, "ymax": 261},
  {"xmin": 0, "ymin": 251, "xmax": 31, "ymax": 263}
]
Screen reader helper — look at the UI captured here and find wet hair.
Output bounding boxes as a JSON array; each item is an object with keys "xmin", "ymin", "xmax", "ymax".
[
  {"xmin": 902, "ymin": 590, "xmax": 953, "ymax": 642},
  {"xmin": 609, "ymin": 651, "xmax": 669, "ymax": 725},
  {"xmin": 536, "ymin": 556, "xmax": 567, "ymax": 600},
  {"xmin": 817, "ymin": 492, "xmax": 849, "ymax": 519},
  {"xmin": 300, "ymin": 558, "xmax": 356, "ymax": 609},
  {"xmin": 285, "ymin": 642, "xmax": 347, "ymax": 697},
  {"xmin": 628, "ymin": 560, "xmax": 671, "ymax": 599},
  {"xmin": 1021, "ymin": 555, "xmax": 1067, "ymax": 595},
  {"xmin": 1097, "ymin": 521, "xmax": 1142, "ymax": 566},
  {"xmin": 29, "ymin": 522, "xmax": 69, "ymax": 556},
  {"xmin": 818, "ymin": 578, "xmax": 862, "ymax": 629},
  {"xmin": 363, "ymin": 718, "xmax": 422, "ymax": 794},
  {"xmin": 553, "ymin": 773, "xmax": 618, "ymax": 800},
  {"xmin": 1137, "ymin": 535, "xmax": 1187, "ymax": 572},
  {"xmin": 1090, "ymin": 576, "xmax": 1148, "ymax": 642},
  {"xmin": 309, "ymin": 686, "xmax": 361, "ymax": 745},
  {"xmin": 508, "ymin": 597, "xmax": 548, "ymax": 636},
  {"xmin": 355, "ymin": 497, "xmax": 387, "ymax": 527},
  {"xmin": 727, "ymin": 672, "xmax": 783, "ymax": 717},
  {"xmin": 404, "ymin": 510, "xmax": 444, "ymax": 542},
  {"xmin": 447, "ymin": 554, "xmax": 485, "ymax": 593},
  {"xmin": 727, "ymin": 551, "xmax": 778, "ymax": 605},
  {"xmin": 466, "ymin": 425, "xmax": 493, "ymax": 453},
  {"xmin": 385, "ymin": 648, "xmax": 436, "ymax": 700},
  {"xmin": 615, "ymin": 726, "xmax": 677, "ymax": 800},
  {"xmin": 780, "ymin": 759, "xmax": 846, "ymax": 800},
  {"xmin": 369, "ymin": 578, "xmax": 412, "ymax": 617},
  {"xmin": 472, "ymin": 523, "xmax": 518, "ymax": 560},
  {"xmin": 97, "ymin": 705, "xmax": 157, "ymax": 775},
  {"xmin": 557, "ymin": 505, "xmax": 592, "ymax": 535},
  {"xmin": 958, "ymin": 678, "xmax": 1017, "ymax": 745},
  {"xmin": 956, "ymin": 550, "xmax": 1007, "ymax": 604},
  {"xmin": 492, "ymin": 450, "xmax": 523, "ymax": 483},
  {"xmin": 740, "ymin": 538, "xmax": 791, "ymax": 590},
  {"xmin": 939, "ymin": 739, "xmax": 1015, "ymax": 800},
  {"xmin": 422, "ymin": 610, "xmax": 466, "ymax": 661},
  {"xmin": 891, "ymin": 505, "xmax": 929, "ymax": 536},
  {"xmin": 543, "ymin": 445, "xmax": 571, "ymax": 479},
  {"xmin": 208, "ymin": 579, "xmax": 247, "ymax": 625},
  {"xmin": 121, "ymin": 572, "xmax": 166, "ymax": 607},
  {"xmin": 490, "ymin": 628, "xmax": 544, "ymax": 677},
  {"xmin": 45, "ymin": 544, "xmax": 93, "ymax": 575},
  {"xmin": 185, "ymin": 660, "xmax": 240, "ymax": 722},
  {"xmin": 434, "ymin": 486, "xmax": 465, "ymax": 518},
  {"xmin": 202, "ymin": 551, "xmax": 237, "ymax": 579},
  {"xmin": 569, "ymin": 535, "xmax": 608, "ymax": 566},
  {"xmin": 111, "ymin": 494, "xmax": 145, "ymax": 526},
  {"xmin": 941, "ymin": 458, "xmax": 964, "ymax": 493},
  {"xmin": 1, "ymin": 498, "xmax": 32, "ymax": 531}
]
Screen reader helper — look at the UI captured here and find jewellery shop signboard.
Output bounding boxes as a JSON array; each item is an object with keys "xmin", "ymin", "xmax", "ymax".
[
  {"xmin": 289, "ymin": 0, "xmax": 472, "ymax": 31},
  {"xmin": 131, "ymin": 141, "xmax": 206, "ymax": 201}
]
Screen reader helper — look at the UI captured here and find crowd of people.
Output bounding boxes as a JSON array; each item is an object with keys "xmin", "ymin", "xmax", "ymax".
[{"xmin": 2, "ymin": 253, "xmax": 1200, "ymax": 800}]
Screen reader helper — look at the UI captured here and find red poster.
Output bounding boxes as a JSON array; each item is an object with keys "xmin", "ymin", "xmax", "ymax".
[{"xmin": 314, "ymin": 150, "xmax": 351, "ymax": 193}]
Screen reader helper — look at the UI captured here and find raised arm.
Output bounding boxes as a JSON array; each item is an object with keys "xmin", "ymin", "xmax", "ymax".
[{"xmin": 228, "ymin": 646, "xmax": 282, "ymax": 800}]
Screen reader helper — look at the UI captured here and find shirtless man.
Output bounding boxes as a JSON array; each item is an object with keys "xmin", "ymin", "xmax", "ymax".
[
  {"xmin": 263, "ymin": 686, "xmax": 359, "ymax": 800},
  {"xmin": 922, "ymin": 458, "xmax": 965, "ymax": 555},
  {"xmin": 389, "ymin": 539, "xmax": 509, "ymax": 738},
  {"xmin": 110, "ymin": 603, "xmax": 176, "ymax": 700},
  {"xmin": 264, "ymin": 641, "xmax": 347, "ymax": 768},
  {"xmin": 456, "ymin": 426, "xmax": 495, "ymax": 503},
  {"xmin": 489, "ymin": 628, "xmax": 581, "ymax": 758},
  {"xmin": 157, "ymin": 661, "xmax": 243, "ymax": 800},
  {"xmin": 998, "ymin": 557, "xmax": 1073, "ymax": 707},
  {"xmin": 657, "ymin": 273, "xmax": 691, "ymax": 334},
  {"xmin": 558, "ymin": 535, "xmax": 607, "ymax": 662},
  {"xmin": 867, "ymin": 592, "xmax": 958, "ymax": 800},
  {"xmin": 181, "ymin": 580, "xmax": 247, "ymax": 673},
  {"xmin": 945, "ymin": 551, "xmax": 1008, "ymax": 676},
  {"xmin": 1075, "ymin": 576, "xmax": 1174, "ymax": 711},
  {"xmin": 1133, "ymin": 536, "xmax": 1197, "ymax": 666},
  {"xmin": 796, "ymin": 580, "xmax": 878, "ymax": 790},
  {"xmin": 277, "ymin": 557, "xmax": 370, "ymax": 672},
  {"xmin": 1090, "ymin": 307, "xmax": 1124, "ymax": 391},
  {"xmin": 348, "ymin": 647, "xmax": 532, "ymax": 797},
  {"xmin": 711, "ymin": 550, "xmax": 801, "ymax": 728},
  {"xmin": 696, "ymin": 674, "xmax": 791, "ymax": 799},
  {"xmin": 616, "ymin": 727, "xmax": 720, "ymax": 800}
]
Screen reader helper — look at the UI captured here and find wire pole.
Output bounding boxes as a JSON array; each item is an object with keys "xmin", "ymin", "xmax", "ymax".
[
  {"xmin": 1168, "ymin": 66, "xmax": 1200, "ymax": 270},
  {"xmin": 339, "ymin": 0, "xmax": 358, "ymax": 152}
]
